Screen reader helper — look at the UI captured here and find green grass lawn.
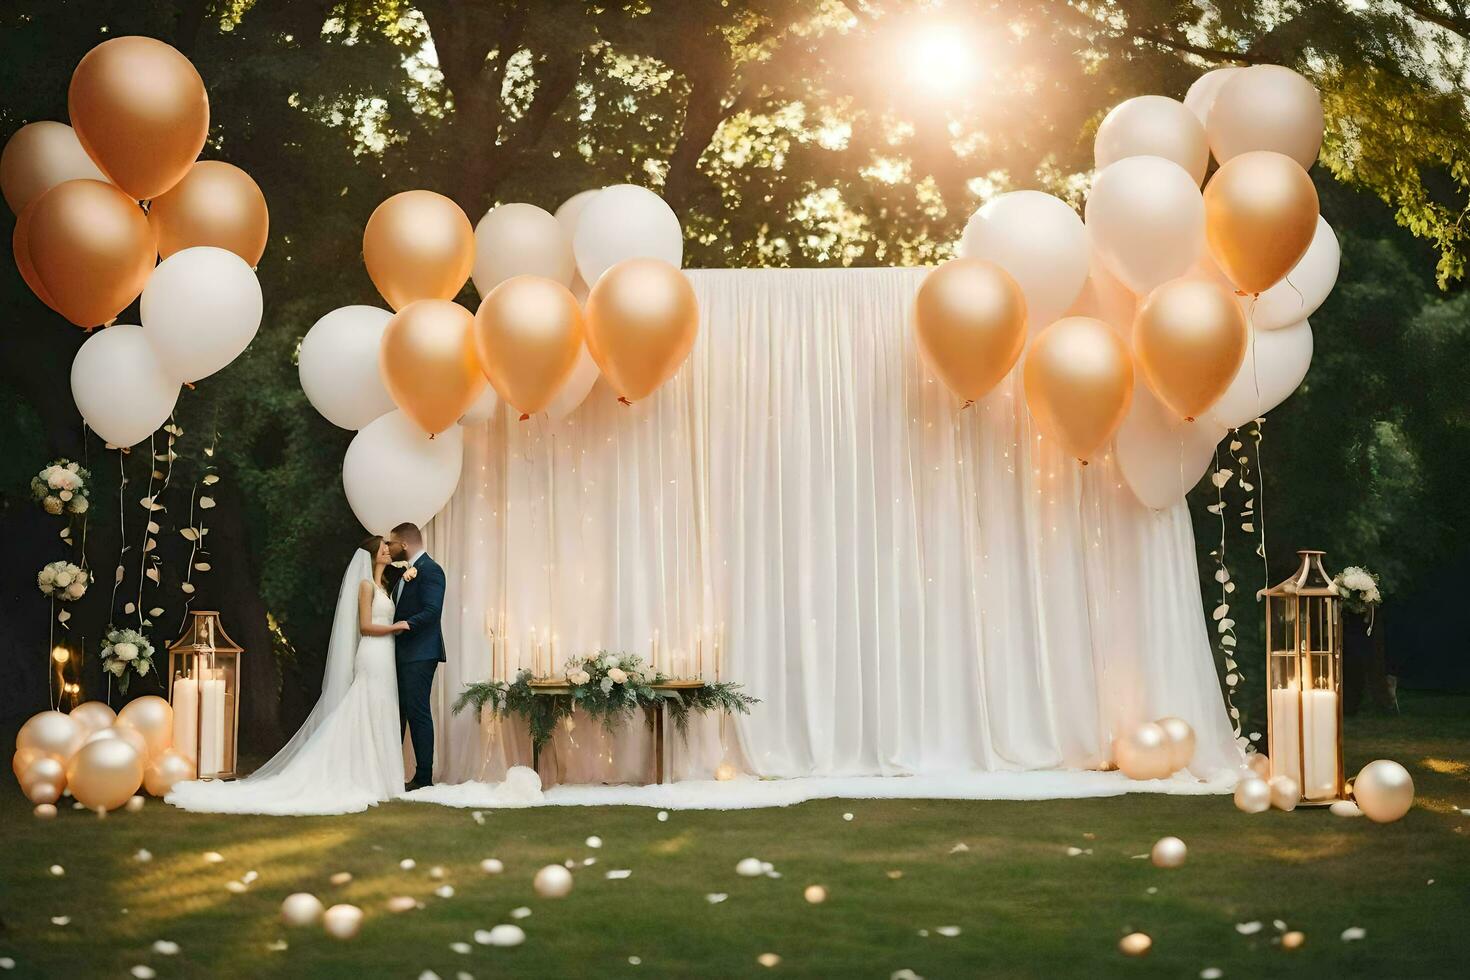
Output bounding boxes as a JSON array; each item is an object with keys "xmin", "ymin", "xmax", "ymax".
[{"xmin": 2, "ymin": 693, "xmax": 1468, "ymax": 979}]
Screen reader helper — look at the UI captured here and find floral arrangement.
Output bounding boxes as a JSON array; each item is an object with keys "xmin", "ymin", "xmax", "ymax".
[
  {"xmin": 101, "ymin": 627, "xmax": 156, "ymax": 694},
  {"xmin": 37, "ymin": 561, "xmax": 89, "ymax": 601},
  {"xmin": 1333, "ymin": 565, "xmax": 1382, "ymax": 613},
  {"xmin": 32, "ymin": 459, "xmax": 90, "ymax": 516},
  {"xmin": 454, "ymin": 651, "xmax": 758, "ymax": 753}
]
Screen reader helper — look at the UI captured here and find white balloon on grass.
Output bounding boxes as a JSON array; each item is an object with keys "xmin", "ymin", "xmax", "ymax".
[
  {"xmin": 343, "ymin": 410, "xmax": 464, "ymax": 534},
  {"xmin": 298, "ymin": 305, "xmax": 395, "ymax": 430},
  {"xmin": 1086, "ymin": 155, "xmax": 1204, "ymax": 295},
  {"xmin": 71, "ymin": 324, "xmax": 180, "ymax": 448},
  {"xmin": 472, "ymin": 202, "xmax": 576, "ymax": 296},
  {"xmin": 1206, "ymin": 64, "xmax": 1325, "ymax": 169},
  {"xmin": 1207, "ymin": 318, "xmax": 1313, "ymax": 430},
  {"xmin": 545, "ymin": 344, "xmax": 600, "ymax": 421},
  {"xmin": 1116, "ymin": 381, "xmax": 1224, "ymax": 510},
  {"xmin": 572, "ymin": 184, "xmax": 683, "ymax": 287},
  {"xmin": 1251, "ymin": 216, "xmax": 1340, "ymax": 331},
  {"xmin": 141, "ymin": 246, "xmax": 263, "ymax": 383},
  {"xmin": 1182, "ymin": 67, "xmax": 1241, "ymax": 127},
  {"xmin": 959, "ymin": 190, "xmax": 1089, "ymax": 330},
  {"xmin": 1094, "ymin": 95, "xmax": 1209, "ymax": 185},
  {"xmin": 533, "ymin": 863, "xmax": 573, "ymax": 899}
]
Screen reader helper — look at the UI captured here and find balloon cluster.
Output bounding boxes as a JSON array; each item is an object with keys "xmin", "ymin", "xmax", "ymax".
[
  {"xmin": 300, "ymin": 184, "xmax": 697, "ymax": 534},
  {"xmin": 13, "ymin": 697, "xmax": 195, "ymax": 814},
  {"xmin": 1113, "ymin": 716, "xmax": 1196, "ymax": 780},
  {"xmin": 3, "ymin": 37, "xmax": 268, "ymax": 449},
  {"xmin": 916, "ymin": 64, "xmax": 1335, "ymax": 504}
]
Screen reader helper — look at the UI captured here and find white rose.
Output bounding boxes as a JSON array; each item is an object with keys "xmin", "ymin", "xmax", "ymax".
[
  {"xmin": 599, "ymin": 676, "xmax": 614, "ymax": 694},
  {"xmin": 608, "ymin": 667, "xmax": 628, "ymax": 684},
  {"xmin": 569, "ymin": 669, "xmax": 590, "ymax": 685},
  {"xmin": 114, "ymin": 642, "xmax": 139, "ymax": 661},
  {"xmin": 59, "ymin": 490, "xmax": 73, "ymax": 502},
  {"xmin": 39, "ymin": 566, "xmax": 57, "ymax": 586},
  {"xmin": 71, "ymin": 497, "xmax": 89, "ymax": 514},
  {"xmin": 54, "ymin": 571, "xmax": 74, "ymax": 588},
  {"xmin": 43, "ymin": 496, "xmax": 63, "ymax": 515},
  {"xmin": 65, "ymin": 582, "xmax": 86, "ymax": 600},
  {"xmin": 47, "ymin": 470, "xmax": 66, "ymax": 489},
  {"xmin": 66, "ymin": 461, "xmax": 80, "ymax": 473},
  {"xmin": 106, "ymin": 659, "xmax": 127, "ymax": 676}
]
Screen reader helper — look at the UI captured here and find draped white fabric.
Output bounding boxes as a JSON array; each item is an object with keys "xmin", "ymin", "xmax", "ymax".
[{"xmin": 423, "ymin": 268, "xmax": 1239, "ymax": 788}]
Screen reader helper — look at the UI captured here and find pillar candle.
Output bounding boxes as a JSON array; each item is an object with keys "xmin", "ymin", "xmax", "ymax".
[
  {"xmin": 1268, "ymin": 685, "xmax": 1302, "ymax": 787},
  {"xmin": 1301, "ymin": 688, "xmax": 1340, "ymax": 799},
  {"xmin": 199, "ymin": 676, "xmax": 227, "ymax": 776},
  {"xmin": 172, "ymin": 674, "xmax": 198, "ymax": 767}
]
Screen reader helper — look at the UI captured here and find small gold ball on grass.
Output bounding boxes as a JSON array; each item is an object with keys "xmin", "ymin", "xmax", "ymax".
[
  {"xmin": 757, "ymin": 953, "xmax": 782, "ymax": 967},
  {"xmin": 1118, "ymin": 932, "xmax": 1152, "ymax": 956},
  {"xmin": 34, "ymin": 803, "xmax": 58, "ymax": 820},
  {"xmin": 804, "ymin": 885, "xmax": 828, "ymax": 904},
  {"xmin": 1282, "ymin": 930, "xmax": 1305, "ymax": 950},
  {"xmin": 480, "ymin": 858, "xmax": 504, "ymax": 874},
  {"xmin": 330, "ymin": 871, "xmax": 353, "ymax": 886},
  {"xmin": 1269, "ymin": 776, "xmax": 1300, "ymax": 812},
  {"xmin": 1353, "ymin": 760, "xmax": 1415, "ymax": 823},
  {"xmin": 534, "ymin": 863, "xmax": 574, "ymax": 898},
  {"xmin": 1150, "ymin": 836, "xmax": 1187, "ymax": 869},
  {"xmin": 386, "ymin": 896, "xmax": 417, "ymax": 914},
  {"xmin": 1233, "ymin": 776, "xmax": 1271, "ymax": 814},
  {"xmin": 125, "ymin": 795, "xmax": 145, "ymax": 813},
  {"xmin": 322, "ymin": 904, "xmax": 363, "ymax": 940},
  {"xmin": 280, "ymin": 893, "xmax": 324, "ymax": 927}
]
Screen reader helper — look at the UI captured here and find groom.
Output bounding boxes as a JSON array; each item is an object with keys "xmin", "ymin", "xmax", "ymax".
[{"xmin": 387, "ymin": 522, "xmax": 446, "ymax": 790}]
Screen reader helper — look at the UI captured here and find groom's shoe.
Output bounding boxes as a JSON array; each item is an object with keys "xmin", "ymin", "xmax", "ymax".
[{"xmin": 405, "ymin": 779, "xmax": 431, "ymax": 792}]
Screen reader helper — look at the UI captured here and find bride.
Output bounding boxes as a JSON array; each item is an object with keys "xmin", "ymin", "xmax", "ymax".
[{"xmin": 168, "ymin": 536, "xmax": 410, "ymax": 815}]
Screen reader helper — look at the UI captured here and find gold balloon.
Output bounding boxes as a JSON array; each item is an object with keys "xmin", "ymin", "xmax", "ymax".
[
  {"xmin": 380, "ymin": 299, "xmax": 485, "ymax": 435},
  {"xmin": 13, "ymin": 746, "xmax": 47, "ymax": 781},
  {"xmin": 20, "ymin": 755, "xmax": 67, "ymax": 795},
  {"xmin": 363, "ymin": 190, "xmax": 474, "ymax": 311},
  {"xmin": 1353, "ymin": 759, "xmax": 1414, "ymax": 823},
  {"xmin": 1204, "ymin": 150, "xmax": 1319, "ymax": 295},
  {"xmin": 1134, "ymin": 278, "xmax": 1247, "ymax": 421},
  {"xmin": 148, "ymin": 161, "xmax": 268, "ymax": 266},
  {"xmin": 71, "ymin": 699, "xmax": 117, "ymax": 734},
  {"xmin": 1156, "ymin": 716, "xmax": 1197, "ymax": 773},
  {"xmin": 1114, "ymin": 721, "xmax": 1175, "ymax": 780},
  {"xmin": 1118, "ymin": 933, "xmax": 1152, "ymax": 956},
  {"xmin": 143, "ymin": 748, "xmax": 196, "ymax": 797},
  {"xmin": 66, "ymin": 737, "xmax": 144, "ymax": 812},
  {"xmin": 13, "ymin": 201, "xmax": 61, "ymax": 310},
  {"xmin": 0, "ymin": 120, "xmax": 109, "ymax": 214},
  {"xmin": 1269, "ymin": 774, "xmax": 1300, "ymax": 811},
  {"xmin": 1023, "ymin": 316, "xmax": 1133, "ymax": 463},
  {"xmin": 1245, "ymin": 752, "xmax": 1272, "ymax": 779},
  {"xmin": 1149, "ymin": 836, "xmax": 1188, "ymax": 869},
  {"xmin": 27, "ymin": 179, "xmax": 156, "ymax": 327},
  {"xmin": 914, "ymin": 257, "xmax": 1027, "ymax": 404},
  {"xmin": 584, "ymin": 258, "xmax": 699, "ymax": 402},
  {"xmin": 86, "ymin": 724, "xmax": 149, "ymax": 761},
  {"xmin": 1233, "ymin": 775, "xmax": 1272, "ymax": 814},
  {"xmin": 474, "ymin": 275, "xmax": 585, "ymax": 417},
  {"xmin": 26, "ymin": 780, "xmax": 62, "ymax": 806},
  {"xmin": 16, "ymin": 710, "xmax": 84, "ymax": 761},
  {"xmin": 117, "ymin": 695, "xmax": 174, "ymax": 758},
  {"xmin": 68, "ymin": 36, "xmax": 208, "ymax": 201}
]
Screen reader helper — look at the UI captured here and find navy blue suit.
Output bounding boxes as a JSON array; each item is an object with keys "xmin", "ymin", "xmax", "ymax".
[{"xmin": 395, "ymin": 552, "xmax": 445, "ymax": 785}]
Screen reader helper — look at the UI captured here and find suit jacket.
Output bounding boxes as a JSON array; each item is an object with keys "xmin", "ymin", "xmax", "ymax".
[{"xmin": 394, "ymin": 553, "xmax": 446, "ymax": 665}]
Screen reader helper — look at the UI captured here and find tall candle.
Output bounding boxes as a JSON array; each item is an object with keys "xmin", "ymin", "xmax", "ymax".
[
  {"xmin": 1301, "ymin": 688, "xmax": 1339, "ymax": 799},
  {"xmin": 199, "ymin": 676, "xmax": 227, "ymax": 777},
  {"xmin": 1269, "ymin": 685, "xmax": 1302, "ymax": 786},
  {"xmin": 172, "ymin": 674, "xmax": 199, "ymax": 767}
]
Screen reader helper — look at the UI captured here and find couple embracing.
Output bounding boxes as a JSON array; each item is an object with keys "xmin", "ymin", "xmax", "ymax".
[{"xmin": 168, "ymin": 524, "xmax": 446, "ymax": 815}]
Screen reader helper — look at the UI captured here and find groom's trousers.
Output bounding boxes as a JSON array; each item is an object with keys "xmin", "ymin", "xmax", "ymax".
[{"xmin": 397, "ymin": 660, "xmax": 437, "ymax": 785}]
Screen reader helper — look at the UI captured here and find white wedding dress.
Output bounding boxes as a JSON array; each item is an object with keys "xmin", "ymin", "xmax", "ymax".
[{"xmin": 168, "ymin": 553, "xmax": 406, "ymax": 815}]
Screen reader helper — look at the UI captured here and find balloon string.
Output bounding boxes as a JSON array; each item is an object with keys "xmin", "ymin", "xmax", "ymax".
[
  {"xmin": 1248, "ymin": 294, "xmax": 1262, "ymax": 424},
  {"xmin": 110, "ymin": 448, "xmax": 126, "ymax": 617},
  {"xmin": 1255, "ymin": 419, "xmax": 1268, "ymax": 586},
  {"xmin": 136, "ymin": 432, "xmax": 158, "ymax": 627},
  {"xmin": 48, "ymin": 598, "xmax": 57, "ymax": 711}
]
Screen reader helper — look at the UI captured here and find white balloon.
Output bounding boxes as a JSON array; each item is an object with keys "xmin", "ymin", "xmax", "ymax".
[
  {"xmin": 959, "ymin": 190, "xmax": 1089, "ymax": 330},
  {"xmin": 472, "ymin": 202, "xmax": 575, "ymax": 296},
  {"xmin": 343, "ymin": 410, "xmax": 464, "ymax": 534},
  {"xmin": 1208, "ymin": 318, "xmax": 1314, "ymax": 430},
  {"xmin": 1065, "ymin": 243, "xmax": 1137, "ymax": 339},
  {"xmin": 299, "ymin": 306, "xmax": 396, "ymax": 430},
  {"xmin": 71, "ymin": 325, "xmax": 180, "ymax": 448},
  {"xmin": 572, "ymin": 184, "xmax": 683, "ymax": 286},
  {"xmin": 1094, "ymin": 96, "xmax": 1209, "ymax": 185},
  {"xmin": 460, "ymin": 385, "xmax": 500, "ymax": 425},
  {"xmin": 1116, "ymin": 380, "xmax": 1225, "ymax": 510},
  {"xmin": 0, "ymin": 121, "xmax": 109, "ymax": 214},
  {"xmin": 1206, "ymin": 64, "xmax": 1324, "ymax": 169},
  {"xmin": 545, "ymin": 344, "xmax": 600, "ymax": 420},
  {"xmin": 1251, "ymin": 216, "xmax": 1339, "ymax": 331},
  {"xmin": 1182, "ymin": 67, "xmax": 1241, "ymax": 126},
  {"xmin": 141, "ymin": 246, "xmax": 262, "ymax": 383},
  {"xmin": 556, "ymin": 189, "xmax": 601, "ymax": 298},
  {"xmin": 1086, "ymin": 156, "xmax": 1204, "ymax": 295}
]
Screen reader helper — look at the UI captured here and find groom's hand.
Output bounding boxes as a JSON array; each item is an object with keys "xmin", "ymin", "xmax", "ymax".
[{"xmin": 393, "ymin": 621, "xmax": 410, "ymax": 632}]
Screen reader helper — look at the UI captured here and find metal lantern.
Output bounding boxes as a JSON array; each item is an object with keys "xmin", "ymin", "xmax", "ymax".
[
  {"xmin": 167, "ymin": 611, "xmax": 243, "ymax": 780},
  {"xmin": 1260, "ymin": 550, "xmax": 1344, "ymax": 805}
]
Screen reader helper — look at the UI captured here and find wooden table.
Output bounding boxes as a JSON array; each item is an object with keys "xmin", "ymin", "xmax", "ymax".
[{"xmin": 526, "ymin": 680, "xmax": 706, "ymax": 785}]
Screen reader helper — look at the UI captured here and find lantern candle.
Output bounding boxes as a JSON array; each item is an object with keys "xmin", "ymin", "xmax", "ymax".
[
  {"xmin": 1302, "ymin": 687, "xmax": 1340, "ymax": 799},
  {"xmin": 172, "ymin": 673, "xmax": 199, "ymax": 766},
  {"xmin": 199, "ymin": 672, "xmax": 227, "ymax": 777}
]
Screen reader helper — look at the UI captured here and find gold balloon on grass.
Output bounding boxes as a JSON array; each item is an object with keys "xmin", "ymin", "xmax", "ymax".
[
  {"xmin": 71, "ymin": 699, "xmax": 117, "ymax": 734},
  {"xmin": 380, "ymin": 299, "xmax": 485, "ymax": 435},
  {"xmin": 13, "ymin": 201, "xmax": 60, "ymax": 310},
  {"xmin": 144, "ymin": 748, "xmax": 196, "ymax": 797},
  {"xmin": 1133, "ymin": 278, "xmax": 1247, "ymax": 421},
  {"xmin": 68, "ymin": 36, "xmax": 209, "ymax": 201},
  {"xmin": 914, "ymin": 257, "xmax": 1027, "ymax": 404},
  {"xmin": 27, "ymin": 179, "xmax": 156, "ymax": 327},
  {"xmin": 20, "ymin": 755, "xmax": 67, "ymax": 796},
  {"xmin": 1353, "ymin": 759, "xmax": 1414, "ymax": 823},
  {"xmin": 1113, "ymin": 721, "xmax": 1175, "ymax": 780},
  {"xmin": 1023, "ymin": 317, "xmax": 1133, "ymax": 463},
  {"xmin": 117, "ymin": 695, "xmax": 173, "ymax": 758},
  {"xmin": 363, "ymin": 190, "xmax": 474, "ymax": 311},
  {"xmin": 584, "ymin": 258, "xmax": 698, "ymax": 403},
  {"xmin": 26, "ymin": 780, "xmax": 62, "ymax": 806},
  {"xmin": 1156, "ymin": 716, "xmax": 1197, "ymax": 773},
  {"xmin": 67, "ymin": 737, "xmax": 144, "ymax": 812},
  {"xmin": 13, "ymin": 746, "xmax": 47, "ymax": 782},
  {"xmin": 474, "ymin": 275, "xmax": 584, "ymax": 418},
  {"xmin": 148, "ymin": 161, "xmax": 268, "ymax": 266},
  {"xmin": 1204, "ymin": 150, "xmax": 1318, "ymax": 295},
  {"xmin": 17, "ymin": 710, "xmax": 84, "ymax": 761}
]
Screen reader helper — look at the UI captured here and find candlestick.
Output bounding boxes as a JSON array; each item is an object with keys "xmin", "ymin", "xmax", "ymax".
[
  {"xmin": 1269, "ymin": 684, "xmax": 1302, "ymax": 787},
  {"xmin": 172, "ymin": 673, "xmax": 199, "ymax": 767},
  {"xmin": 199, "ymin": 674, "xmax": 226, "ymax": 777},
  {"xmin": 1301, "ymin": 687, "xmax": 1340, "ymax": 799}
]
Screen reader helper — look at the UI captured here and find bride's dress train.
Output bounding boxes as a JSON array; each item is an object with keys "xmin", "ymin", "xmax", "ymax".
[{"xmin": 168, "ymin": 577, "xmax": 405, "ymax": 816}]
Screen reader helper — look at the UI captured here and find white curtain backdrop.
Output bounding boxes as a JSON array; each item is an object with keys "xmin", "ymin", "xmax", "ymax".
[{"xmin": 423, "ymin": 268, "xmax": 1239, "ymax": 788}]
